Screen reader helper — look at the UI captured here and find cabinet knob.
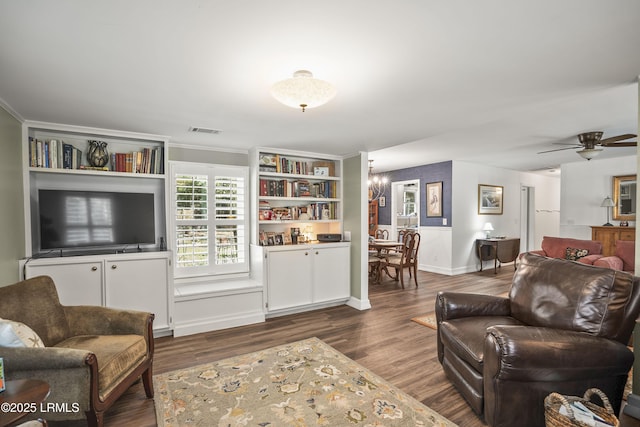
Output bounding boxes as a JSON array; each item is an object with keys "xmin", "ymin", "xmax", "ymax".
[
  {"xmin": 111, "ymin": 265, "xmax": 117, "ymax": 269},
  {"xmin": 305, "ymin": 252, "xmax": 309, "ymax": 256},
  {"xmin": 91, "ymin": 266, "xmax": 98, "ymax": 271},
  {"xmin": 315, "ymin": 251, "xmax": 319, "ymax": 255}
]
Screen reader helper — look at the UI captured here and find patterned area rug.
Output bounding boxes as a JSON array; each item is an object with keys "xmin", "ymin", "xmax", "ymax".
[
  {"xmin": 154, "ymin": 337, "xmax": 457, "ymax": 426},
  {"xmin": 411, "ymin": 313, "xmax": 437, "ymax": 330}
]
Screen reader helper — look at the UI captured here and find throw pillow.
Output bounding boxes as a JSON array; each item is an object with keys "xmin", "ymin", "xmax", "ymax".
[
  {"xmin": 565, "ymin": 247, "xmax": 589, "ymax": 261},
  {"xmin": 0, "ymin": 318, "xmax": 45, "ymax": 348}
]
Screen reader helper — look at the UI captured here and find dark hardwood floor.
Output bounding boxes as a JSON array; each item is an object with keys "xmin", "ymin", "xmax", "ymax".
[{"xmin": 102, "ymin": 264, "xmax": 515, "ymax": 427}]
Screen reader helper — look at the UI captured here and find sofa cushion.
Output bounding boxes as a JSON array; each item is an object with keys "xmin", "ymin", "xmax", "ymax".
[
  {"xmin": 540, "ymin": 236, "xmax": 602, "ymax": 259},
  {"xmin": 615, "ymin": 240, "xmax": 635, "ymax": 272},
  {"xmin": 55, "ymin": 334, "xmax": 147, "ymax": 400},
  {"xmin": 512, "ymin": 254, "xmax": 634, "ymax": 338},
  {"xmin": 0, "ymin": 318, "xmax": 45, "ymax": 348},
  {"xmin": 439, "ymin": 316, "xmax": 524, "ymax": 372}
]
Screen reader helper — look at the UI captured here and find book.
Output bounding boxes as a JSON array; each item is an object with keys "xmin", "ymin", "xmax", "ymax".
[
  {"xmin": 63, "ymin": 143, "xmax": 73, "ymax": 169},
  {"xmin": 0, "ymin": 357, "xmax": 4, "ymax": 392}
]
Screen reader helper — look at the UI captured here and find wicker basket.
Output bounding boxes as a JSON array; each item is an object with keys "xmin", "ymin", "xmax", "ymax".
[{"xmin": 544, "ymin": 388, "xmax": 619, "ymax": 427}]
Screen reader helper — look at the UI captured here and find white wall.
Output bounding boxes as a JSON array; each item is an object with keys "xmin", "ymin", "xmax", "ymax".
[
  {"xmin": 451, "ymin": 161, "xmax": 560, "ymax": 274},
  {"xmin": 560, "ymin": 155, "xmax": 636, "ymax": 239}
]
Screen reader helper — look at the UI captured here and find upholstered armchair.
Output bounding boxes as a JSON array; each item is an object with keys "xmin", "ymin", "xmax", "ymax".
[
  {"xmin": 436, "ymin": 253, "xmax": 640, "ymax": 427},
  {"xmin": 594, "ymin": 239, "xmax": 635, "ymax": 273},
  {"xmin": 528, "ymin": 235, "xmax": 604, "ymax": 264},
  {"xmin": 0, "ymin": 276, "xmax": 154, "ymax": 427}
]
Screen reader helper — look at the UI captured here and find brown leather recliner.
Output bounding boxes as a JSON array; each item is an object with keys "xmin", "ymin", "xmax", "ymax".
[{"xmin": 436, "ymin": 253, "xmax": 640, "ymax": 427}]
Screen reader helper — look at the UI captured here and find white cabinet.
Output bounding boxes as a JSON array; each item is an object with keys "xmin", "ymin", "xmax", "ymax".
[
  {"xmin": 22, "ymin": 259, "xmax": 103, "ymax": 306},
  {"xmin": 105, "ymin": 257, "xmax": 171, "ymax": 331},
  {"xmin": 267, "ymin": 248, "xmax": 313, "ymax": 311},
  {"xmin": 21, "ymin": 252, "xmax": 172, "ymax": 335},
  {"xmin": 313, "ymin": 246, "xmax": 350, "ymax": 303},
  {"xmin": 260, "ymin": 242, "xmax": 350, "ymax": 316}
]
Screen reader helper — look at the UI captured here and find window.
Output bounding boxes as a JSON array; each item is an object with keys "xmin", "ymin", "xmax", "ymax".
[{"xmin": 171, "ymin": 162, "xmax": 249, "ymax": 277}]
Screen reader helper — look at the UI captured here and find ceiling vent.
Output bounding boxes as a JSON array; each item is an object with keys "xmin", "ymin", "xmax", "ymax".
[{"xmin": 189, "ymin": 126, "xmax": 222, "ymax": 134}]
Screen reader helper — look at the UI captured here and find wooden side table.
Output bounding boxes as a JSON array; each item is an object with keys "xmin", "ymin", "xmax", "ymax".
[
  {"xmin": 0, "ymin": 379, "xmax": 50, "ymax": 426},
  {"xmin": 476, "ymin": 237, "xmax": 521, "ymax": 274}
]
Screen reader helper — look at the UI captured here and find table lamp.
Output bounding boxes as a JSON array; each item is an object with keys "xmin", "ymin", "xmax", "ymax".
[
  {"xmin": 600, "ymin": 196, "xmax": 615, "ymax": 226},
  {"xmin": 483, "ymin": 222, "xmax": 494, "ymax": 238}
]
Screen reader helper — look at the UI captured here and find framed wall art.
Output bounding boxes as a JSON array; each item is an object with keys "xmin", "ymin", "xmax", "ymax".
[
  {"xmin": 426, "ymin": 181, "xmax": 443, "ymax": 217},
  {"xmin": 478, "ymin": 184, "xmax": 503, "ymax": 215}
]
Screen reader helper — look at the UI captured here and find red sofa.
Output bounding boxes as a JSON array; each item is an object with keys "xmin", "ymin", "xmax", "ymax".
[
  {"xmin": 529, "ymin": 236, "xmax": 604, "ymax": 265},
  {"xmin": 594, "ymin": 240, "xmax": 635, "ymax": 273}
]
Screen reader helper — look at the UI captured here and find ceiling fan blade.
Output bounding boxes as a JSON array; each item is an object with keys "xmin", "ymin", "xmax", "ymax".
[
  {"xmin": 599, "ymin": 133, "xmax": 637, "ymax": 145},
  {"xmin": 537, "ymin": 146, "xmax": 581, "ymax": 154},
  {"xmin": 600, "ymin": 141, "xmax": 637, "ymax": 147}
]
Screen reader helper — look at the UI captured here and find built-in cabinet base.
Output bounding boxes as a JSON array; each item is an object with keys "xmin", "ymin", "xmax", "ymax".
[
  {"xmin": 20, "ymin": 251, "xmax": 172, "ymax": 336},
  {"xmin": 252, "ymin": 242, "xmax": 351, "ymax": 317}
]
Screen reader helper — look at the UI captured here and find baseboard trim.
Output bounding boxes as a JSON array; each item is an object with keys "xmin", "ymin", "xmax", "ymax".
[{"xmin": 347, "ymin": 297, "xmax": 371, "ymax": 311}]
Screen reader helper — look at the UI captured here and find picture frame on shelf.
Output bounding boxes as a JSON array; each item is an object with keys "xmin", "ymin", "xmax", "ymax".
[
  {"xmin": 266, "ymin": 232, "xmax": 276, "ymax": 246},
  {"xmin": 478, "ymin": 184, "xmax": 503, "ymax": 215},
  {"xmin": 274, "ymin": 233, "xmax": 284, "ymax": 245},
  {"xmin": 426, "ymin": 181, "xmax": 443, "ymax": 217},
  {"xmin": 283, "ymin": 233, "xmax": 292, "ymax": 245},
  {"xmin": 313, "ymin": 166, "xmax": 330, "ymax": 176},
  {"xmin": 311, "ymin": 161, "xmax": 335, "ymax": 177}
]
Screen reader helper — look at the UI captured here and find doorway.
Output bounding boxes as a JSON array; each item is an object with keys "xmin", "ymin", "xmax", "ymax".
[
  {"xmin": 520, "ymin": 185, "xmax": 535, "ymax": 252},
  {"xmin": 391, "ymin": 180, "xmax": 420, "ymax": 240}
]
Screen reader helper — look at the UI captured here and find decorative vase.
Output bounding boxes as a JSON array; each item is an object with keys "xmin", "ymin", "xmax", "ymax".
[{"xmin": 87, "ymin": 140, "xmax": 109, "ymax": 167}]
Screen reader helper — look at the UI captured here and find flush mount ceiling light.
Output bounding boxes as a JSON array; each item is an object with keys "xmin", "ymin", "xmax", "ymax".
[
  {"xmin": 577, "ymin": 148, "xmax": 603, "ymax": 160},
  {"xmin": 270, "ymin": 70, "xmax": 336, "ymax": 112}
]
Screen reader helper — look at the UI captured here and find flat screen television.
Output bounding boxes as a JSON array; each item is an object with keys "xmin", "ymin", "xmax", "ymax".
[{"xmin": 38, "ymin": 189, "xmax": 155, "ymax": 254}]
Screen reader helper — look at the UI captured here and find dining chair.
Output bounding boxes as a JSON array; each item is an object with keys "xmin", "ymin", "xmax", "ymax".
[
  {"xmin": 375, "ymin": 229, "xmax": 389, "ymax": 240},
  {"xmin": 380, "ymin": 232, "xmax": 421, "ymax": 288}
]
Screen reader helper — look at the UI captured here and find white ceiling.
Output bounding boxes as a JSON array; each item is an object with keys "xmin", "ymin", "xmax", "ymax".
[{"xmin": 1, "ymin": 1, "xmax": 638, "ymax": 173}]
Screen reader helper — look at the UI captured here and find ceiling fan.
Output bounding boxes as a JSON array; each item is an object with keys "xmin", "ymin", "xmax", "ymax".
[{"xmin": 537, "ymin": 131, "xmax": 637, "ymax": 160}]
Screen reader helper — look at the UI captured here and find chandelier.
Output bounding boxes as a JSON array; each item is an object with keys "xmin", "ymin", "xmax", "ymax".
[
  {"xmin": 368, "ymin": 160, "xmax": 388, "ymax": 202},
  {"xmin": 270, "ymin": 70, "xmax": 336, "ymax": 112}
]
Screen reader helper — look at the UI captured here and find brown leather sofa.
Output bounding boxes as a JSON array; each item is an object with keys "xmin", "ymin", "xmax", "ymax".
[{"xmin": 436, "ymin": 253, "xmax": 640, "ymax": 427}]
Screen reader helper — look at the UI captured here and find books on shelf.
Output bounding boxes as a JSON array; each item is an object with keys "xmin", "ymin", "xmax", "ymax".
[
  {"xmin": 29, "ymin": 137, "xmax": 163, "ymax": 174},
  {"xmin": 259, "ymin": 202, "xmax": 337, "ymax": 222},
  {"xmin": 259, "ymin": 153, "xmax": 333, "ymax": 176},
  {"xmin": 29, "ymin": 137, "xmax": 82, "ymax": 169},
  {"xmin": 259, "ymin": 178, "xmax": 337, "ymax": 198}
]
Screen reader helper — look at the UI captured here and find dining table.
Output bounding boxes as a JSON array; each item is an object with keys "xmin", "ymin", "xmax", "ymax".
[{"xmin": 368, "ymin": 239, "xmax": 403, "ymax": 283}]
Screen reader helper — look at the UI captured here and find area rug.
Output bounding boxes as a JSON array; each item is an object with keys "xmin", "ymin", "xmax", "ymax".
[
  {"xmin": 154, "ymin": 337, "xmax": 457, "ymax": 426},
  {"xmin": 411, "ymin": 313, "xmax": 437, "ymax": 330}
]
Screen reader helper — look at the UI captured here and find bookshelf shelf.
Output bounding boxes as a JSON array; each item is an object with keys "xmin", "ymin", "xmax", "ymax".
[
  {"xmin": 21, "ymin": 121, "xmax": 169, "ymax": 258},
  {"xmin": 28, "ymin": 167, "xmax": 165, "ymax": 179},
  {"xmin": 250, "ymin": 148, "xmax": 350, "ymax": 318}
]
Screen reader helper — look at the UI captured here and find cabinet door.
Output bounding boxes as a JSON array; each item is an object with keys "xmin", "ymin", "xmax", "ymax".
[
  {"xmin": 313, "ymin": 246, "xmax": 350, "ymax": 303},
  {"xmin": 105, "ymin": 258, "xmax": 170, "ymax": 331},
  {"xmin": 267, "ymin": 250, "xmax": 313, "ymax": 311},
  {"xmin": 24, "ymin": 261, "xmax": 103, "ymax": 306}
]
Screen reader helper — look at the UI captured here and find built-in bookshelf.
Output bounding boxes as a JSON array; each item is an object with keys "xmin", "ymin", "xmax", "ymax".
[
  {"xmin": 250, "ymin": 149, "xmax": 343, "ymax": 246},
  {"xmin": 21, "ymin": 121, "xmax": 169, "ymax": 257},
  {"xmin": 25, "ymin": 123, "xmax": 165, "ymax": 177}
]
